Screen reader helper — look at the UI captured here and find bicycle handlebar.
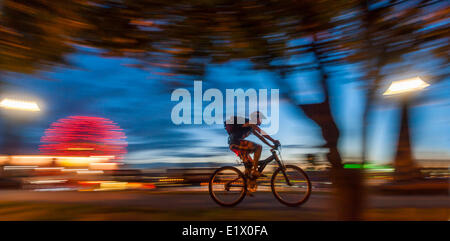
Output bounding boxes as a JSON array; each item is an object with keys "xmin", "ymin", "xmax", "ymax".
[{"xmin": 270, "ymin": 142, "xmax": 281, "ymax": 151}]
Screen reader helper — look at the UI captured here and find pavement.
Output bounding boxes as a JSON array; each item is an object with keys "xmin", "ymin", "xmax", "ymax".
[{"xmin": 0, "ymin": 189, "xmax": 448, "ymax": 220}]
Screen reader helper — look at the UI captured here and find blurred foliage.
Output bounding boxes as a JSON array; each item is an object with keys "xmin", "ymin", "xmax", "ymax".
[{"xmin": 1, "ymin": 0, "xmax": 447, "ymax": 76}]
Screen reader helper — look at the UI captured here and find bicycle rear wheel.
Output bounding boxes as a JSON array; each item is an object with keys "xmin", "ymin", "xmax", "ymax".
[
  {"xmin": 209, "ymin": 166, "xmax": 247, "ymax": 207},
  {"xmin": 271, "ymin": 165, "xmax": 311, "ymax": 207}
]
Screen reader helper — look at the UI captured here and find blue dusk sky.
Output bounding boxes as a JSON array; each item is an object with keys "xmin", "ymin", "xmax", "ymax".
[{"xmin": 1, "ymin": 47, "xmax": 449, "ymax": 165}]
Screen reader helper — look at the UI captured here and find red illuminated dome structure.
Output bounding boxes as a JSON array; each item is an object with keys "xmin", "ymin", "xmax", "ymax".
[{"xmin": 40, "ymin": 116, "xmax": 127, "ymax": 162}]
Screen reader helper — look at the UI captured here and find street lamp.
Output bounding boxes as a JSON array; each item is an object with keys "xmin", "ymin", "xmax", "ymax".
[
  {"xmin": 0, "ymin": 97, "xmax": 41, "ymax": 156},
  {"xmin": 383, "ymin": 77, "xmax": 429, "ymax": 96},
  {"xmin": 383, "ymin": 76, "xmax": 429, "ymax": 182},
  {"xmin": 0, "ymin": 98, "xmax": 40, "ymax": 112}
]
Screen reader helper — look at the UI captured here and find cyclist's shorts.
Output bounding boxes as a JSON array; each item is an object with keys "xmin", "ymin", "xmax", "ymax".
[{"xmin": 229, "ymin": 140, "xmax": 257, "ymax": 162}]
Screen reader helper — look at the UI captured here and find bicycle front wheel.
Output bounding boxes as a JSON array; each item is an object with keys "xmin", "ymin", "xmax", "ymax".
[
  {"xmin": 271, "ymin": 165, "xmax": 311, "ymax": 207},
  {"xmin": 209, "ymin": 166, "xmax": 247, "ymax": 207}
]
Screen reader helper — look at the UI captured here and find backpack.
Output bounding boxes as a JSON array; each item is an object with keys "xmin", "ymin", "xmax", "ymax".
[{"xmin": 224, "ymin": 116, "xmax": 247, "ymax": 135}]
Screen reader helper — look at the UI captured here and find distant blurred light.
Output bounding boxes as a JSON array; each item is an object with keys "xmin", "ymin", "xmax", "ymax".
[
  {"xmin": 76, "ymin": 170, "xmax": 104, "ymax": 174},
  {"xmin": 343, "ymin": 163, "xmax": 393, "ymax": 171},
  {"xmin": 98, "ymin": 181, "xmax": 128, "ymax": 190},
  {"xmin": 90, "ymin": 155, "xmax": 115, "ymax": 159},
  {"xmin": 3, "ymin": 165, "xmax": 38, "ymax": 170},
  {"xmin": 34, "ymin": 167, "xmax": 64, "ymax": 171},
  {"xmin": 2, "ymin": 155, "xmax": 121, "ymax": 167},
  {"xmin": 0, "ymin": 98, "xmax": 40, "ymax": 111},
  {"xmin": 158, "ymin": 178, "xmax": 184, "ymax": 182},
  {"xmin": 66, "ymin": 147, "xmax": 95, "ymax": 151},
  {"xmin": 61, "ymin": 168, "xmax": 88, "ymax": 172},
  {"xmin": 11, "ymin": 155, "xmax": 53, "ymax": 159},
  {"xmin": 57, "ymin": 156, "xmax": 113, "ymax": 167},
  {"xmin": 89, "ymin": 162, "xmax": 120, "ymax": 170},
  {"xmin": 34, "ymin": 188, "xmax": 75, "ymax": 192},
  {"xmin": 29, "ymin": 179, "xmax": 67, "ymax": 184},
  {"xmin": 383, "ymin": 77, "xmax": 430, "ymax": 96},
  {"xmin": 78, "ymin": 181, "xmax": 106, "ymax": 185},
  {"xmin": 40, "ymin": 116, "xmax": 127, "ymax": 159},
  {"xmin": 78, "ymin": 181, "xmax": 155, "ymax": 191}
]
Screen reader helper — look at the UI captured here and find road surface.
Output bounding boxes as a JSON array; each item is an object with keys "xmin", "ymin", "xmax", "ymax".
[{"xmin": 0, "ymin": 190, "xmax": 448, "ymax": 220}]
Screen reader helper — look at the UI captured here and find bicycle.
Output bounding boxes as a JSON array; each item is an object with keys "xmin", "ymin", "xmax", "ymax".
[{"xmin": 208, "ymin": 143, "xmax": 311, "ymax": 207}]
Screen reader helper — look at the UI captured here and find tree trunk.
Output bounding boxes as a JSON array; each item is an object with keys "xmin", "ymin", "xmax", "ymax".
[
  {"xmin": 299, "ymin": 101, "xmax": 365, "ymax": 220},
  {"xmin": 305, "ymin": 37, "xmax": 365, "ymax": 220},
  {"xmin": 274, "ymin": 36, "xmax": 366, "ymax": 220}
]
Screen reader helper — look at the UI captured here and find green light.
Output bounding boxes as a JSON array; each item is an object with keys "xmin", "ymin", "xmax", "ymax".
[
  {"xmin": 343, "ymin": 164, "xmax": 362, "ymax": 169},
  {"xmin": 343, "ymin": 163, "xmax": 393, "ymax": 170}
]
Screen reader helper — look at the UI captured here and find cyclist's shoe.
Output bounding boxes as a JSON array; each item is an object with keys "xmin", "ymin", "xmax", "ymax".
[
  {"xmin": 247, "ymin": 180, "xmax": 257, "ymax": 196},
  {"xmin": 250, "ymin": 170, "xmax": 263, "ymax": 178}
]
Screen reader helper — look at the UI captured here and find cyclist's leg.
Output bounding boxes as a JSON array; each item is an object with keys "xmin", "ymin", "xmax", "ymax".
[
  {"xmin": 252, "ymin": 143, "xmax": 262, "ymax": 168},
  {"xmin": 229, "ymin": 143, "xmax": 259, "ymax": 194},
  {"xmin": 234, "ymin": 140, "xmax": 262, "ymax": 177},
  {"xmin": 230, "ymin": 141, "xmax": 253, "ymax": 173},
  {"xmin": 236, "ymin": 141, "xmax": 261, "ymax": 192}
]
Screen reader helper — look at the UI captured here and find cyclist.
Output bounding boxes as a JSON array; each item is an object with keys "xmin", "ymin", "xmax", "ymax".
[{"xmin": 226, "ymin": 111, "xmax": 280, "ymax": 179}]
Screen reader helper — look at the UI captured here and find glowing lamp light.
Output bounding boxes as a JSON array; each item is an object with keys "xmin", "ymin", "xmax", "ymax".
[
  {"xmin": 383, "ymin": 77, "xmax": 429, "ymax": 96},
  {"xmin": 0, "ymin": 98, "xmax": 40, "ymax": 111}
]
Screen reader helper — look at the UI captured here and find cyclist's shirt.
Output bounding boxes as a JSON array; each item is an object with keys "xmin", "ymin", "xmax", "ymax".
[{"xmin": 228, "ymin": 118, "xmax": 252, "ymax": 145}]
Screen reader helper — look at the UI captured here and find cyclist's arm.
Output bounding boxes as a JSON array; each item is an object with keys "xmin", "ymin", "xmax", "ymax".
[
  {"xmin": 250, "ymin": 124, "xmax": 278, "ymax": 144},
  {"xmin": 252, "ymin": 129, "xmax": 274, "ymax": 147}
]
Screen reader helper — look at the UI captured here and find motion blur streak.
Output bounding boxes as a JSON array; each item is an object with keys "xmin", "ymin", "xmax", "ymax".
[{"xmin": 0, "ymin": 155, "xmax": 119, "ymax": 168}]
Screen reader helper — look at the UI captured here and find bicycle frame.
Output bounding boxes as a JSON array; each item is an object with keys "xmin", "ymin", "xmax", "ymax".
[
  {"xmin": 223, "ymin": 147, "xmax": 292, "ymax": 190},
  {"xmin": 256, "ymin": 149, "xmax": 279, "ymax": 173},
  {"xmin": 256, "ymin": 148, "xmax": 293, "ymax": 186},
  {"xmin": 211, "ymin": 145, "xmax": 311, "ymax": 207}
]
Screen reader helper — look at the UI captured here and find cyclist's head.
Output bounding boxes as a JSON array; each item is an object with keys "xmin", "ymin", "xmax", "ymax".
[{"xmin": 250, "ymin": 111, "xmax": 266, "ymax": 125}]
